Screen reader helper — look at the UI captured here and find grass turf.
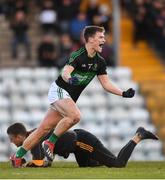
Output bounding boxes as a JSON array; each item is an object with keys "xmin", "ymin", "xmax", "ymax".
[{"xmin": 0, "ymin": 161, "xmax": 165, "ymax": 179}]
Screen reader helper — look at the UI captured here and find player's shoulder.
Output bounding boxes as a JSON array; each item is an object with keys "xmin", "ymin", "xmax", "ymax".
[{"xmin": 70, "ymin": 47, "xmax": 86, "ymax": 59}]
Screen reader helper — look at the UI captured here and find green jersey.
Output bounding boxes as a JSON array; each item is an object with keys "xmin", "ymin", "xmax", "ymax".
[{"xmin": 56, "ymin": 46, "xmax": 107, "ymax": 102}]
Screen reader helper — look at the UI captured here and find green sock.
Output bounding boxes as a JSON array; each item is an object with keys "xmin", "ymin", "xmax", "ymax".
[
  {"xmin": 48, "ymin": 133, "xmax": 58, "ymax": 144},
  {"xmin": 16, "ymin": 147, "xmax": 27, "ymax": 158}
]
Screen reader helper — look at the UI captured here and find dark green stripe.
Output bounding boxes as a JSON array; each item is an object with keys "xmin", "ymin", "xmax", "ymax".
[
  {"xmin": 57, "ymin": 87, "xmax": 60, "ymax": 99},
  {"xmin": 73, "ymin": 49, "xmax": 85, "ymax": 59},
  {"xmin": 59, "ymin": 87, "xmax": 63, "ymax": 99},
  {"xmin": 71, "ymin": 47, "xmax": 85, "ymax": 59},
  {"xmin": 59, "ymin": 88, "xmax": 62, "ymax": 99},
  {"xmin": 57, "ymin": 87, "xmax": 63, "ymax": 99},
  {"xmin": 69, "ymin": 49, "xmax": 85, "ymax": 64}
]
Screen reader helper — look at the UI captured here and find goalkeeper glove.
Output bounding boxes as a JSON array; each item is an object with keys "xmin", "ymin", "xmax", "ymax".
[
  {"xmin": 122, "ymin": 88, "xmax": 135, "ymax": 98},
  {"xmin": 24, "ymin": 160, "xmax": 52, "ymax": 167},
  {"xmin": 10, "ymin": 154, "xmax": 26, "ymax": 168}
]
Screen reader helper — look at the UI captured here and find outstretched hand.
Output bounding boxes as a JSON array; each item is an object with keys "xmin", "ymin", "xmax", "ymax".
[{"xmin": 122, "ymin": 88, "xmax": 135, "ymax": 98}]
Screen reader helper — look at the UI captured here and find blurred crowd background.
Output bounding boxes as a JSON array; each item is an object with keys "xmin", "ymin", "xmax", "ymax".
[
  {"xmin": 0, "ymin": 0, "xmax": 114, "ymax": 67},
  {"xmin": 0, "ymin": 0, "xmax": 164, "ymax": 67},
  {"xmin": 0, "ymin": 0, "xmax": 165, "ymax": 162},
  {"xmin": 123, "ymin": 0, "xmax": 165, "ymax": 59}
]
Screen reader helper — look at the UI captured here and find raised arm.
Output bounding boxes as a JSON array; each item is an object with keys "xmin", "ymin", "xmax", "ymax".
[
  {"xmin": 98, "ymin": 74, "xmax": 135, "ymax": 98},
  {"xmin": 98, "ymin": 74, "xmax": 123, "ymax": 96}
]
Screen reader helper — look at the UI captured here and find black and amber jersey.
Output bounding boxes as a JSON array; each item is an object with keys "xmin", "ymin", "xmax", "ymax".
[
  {"xmin": 55, "ymin": 46, "xmax": 107, "ymax": 102},
  {"xmin": 54, "ymin": 129, "xmax": 100, "ymax": 157},
  {"xmin": 54, "ymin": 129, "xmax": 103, "ymax": 167}
]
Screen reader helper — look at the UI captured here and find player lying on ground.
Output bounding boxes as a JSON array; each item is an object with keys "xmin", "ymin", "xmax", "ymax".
[
  {"xmin": 8, "ymin": 123, "xmax": 158, "ymax": 168},
  {"xmin": 11, "ymin": 25, "xmax": 135, "ymax": 167},
  {"xmin": 7, "ymin": 123, "xmax": 52, "ymax": 167}
]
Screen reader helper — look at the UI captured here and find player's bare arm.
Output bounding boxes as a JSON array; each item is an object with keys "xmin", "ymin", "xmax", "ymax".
[
  {"xmin": 61, "ymin": 65, "xmax": 79, "ymax": 85},
  {"xmin": 98, "ymin": 74, "xmax": 123, "ymax": 96},
  {"xmin": 61, "ymin": 65, "xmax": 74, "ymax": 82},
  {"xmin": 98, "ymin": 74, "xmax": 135, "ymax": 98}
]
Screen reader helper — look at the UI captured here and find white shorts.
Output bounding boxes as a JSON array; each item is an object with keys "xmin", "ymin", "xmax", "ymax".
[{"xmin": 48, "ymin": 81, "xmax": 71, "ymax": 104}]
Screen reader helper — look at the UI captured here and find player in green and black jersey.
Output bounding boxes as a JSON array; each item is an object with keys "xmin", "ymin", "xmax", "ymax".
[
  {"xmin": 56, "ymin": 46, "xmax": 107, "ymax": 102},
  {"xmin": 11, "ymin": 26, "xmax": 135, "ymax": 167}
]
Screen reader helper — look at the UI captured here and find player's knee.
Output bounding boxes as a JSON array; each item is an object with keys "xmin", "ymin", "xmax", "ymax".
[
  {"xmin": 118, "ymin": 164, "xmax": 126, "ymax": 168},
  {"xmin": 73, "ymin": 111, "xmax": 81, "ymax": 124},
  {"xmin": 69, "ymin": 111, "xmax": 81, "ymax": 124},
  {"xmin": 106, "ymin": 160, "xmax": 126, "ymax": 168},
  {"xmin": 74, "ymin": 112, "xmax": 81, "ymax": 123},
  {"xmin": 115, "ymin": 161, "xmax": 126, "ymax": 168},
  {"xmin": 117, "ymin": 164, "xmax": 126, "ymax": 168}
]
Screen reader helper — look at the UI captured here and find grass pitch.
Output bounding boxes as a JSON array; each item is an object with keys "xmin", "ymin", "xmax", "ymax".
[{"xmin": 0, "ymin": 161, "xmax": 165, "ymax": 179}]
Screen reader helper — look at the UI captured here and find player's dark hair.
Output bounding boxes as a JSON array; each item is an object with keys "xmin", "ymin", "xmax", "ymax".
[
  {"xmin": 83, "ymin": 26, "xmax": 105, "ymax": 42},
  {"xmin": 7, "ymin": 123, "xmax": 27, "ymax": 136}
]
